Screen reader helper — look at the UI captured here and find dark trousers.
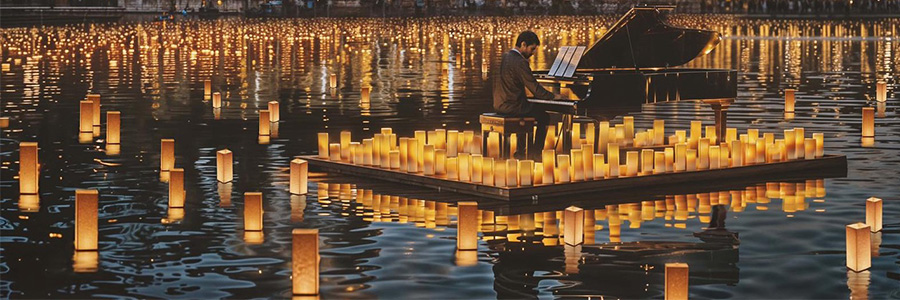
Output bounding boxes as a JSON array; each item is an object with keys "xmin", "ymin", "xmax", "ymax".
[{"xmin": 513, "ymin": 104, "xmax": 551, "ymax": 160}]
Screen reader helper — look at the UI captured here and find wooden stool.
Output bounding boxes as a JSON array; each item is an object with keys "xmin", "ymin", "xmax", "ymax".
[{"xmin": 480, "ymin": 113, "xmax": 536, "ymax": 159}]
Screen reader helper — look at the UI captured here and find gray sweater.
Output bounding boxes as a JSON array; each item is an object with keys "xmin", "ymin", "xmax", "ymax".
[{"xmin": 492, "ymin": 49, "xmax": 555, "ymax": 115}]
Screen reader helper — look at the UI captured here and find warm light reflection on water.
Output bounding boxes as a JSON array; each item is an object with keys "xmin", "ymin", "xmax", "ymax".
[{"xmin": 0, "ymin": 16, "xmax": 898, "ymax": 299}]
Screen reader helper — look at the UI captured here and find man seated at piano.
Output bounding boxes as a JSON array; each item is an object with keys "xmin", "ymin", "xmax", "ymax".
[{"xmin": 493, "ymin": 30, "xmax": 558, "ymax": 160}]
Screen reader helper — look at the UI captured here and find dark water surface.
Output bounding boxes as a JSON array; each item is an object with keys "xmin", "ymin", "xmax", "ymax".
[{"xmin": 1, "ymin": 16, "xmax": 899, "ymax": 299}]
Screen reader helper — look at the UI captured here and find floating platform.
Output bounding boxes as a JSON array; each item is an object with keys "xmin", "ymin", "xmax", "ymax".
[{"xmin": 302, "ymin": 154, "xmax": 847, "ymax": 201}]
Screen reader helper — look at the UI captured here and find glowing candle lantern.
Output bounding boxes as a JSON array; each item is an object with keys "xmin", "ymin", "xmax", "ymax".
[
  {"xmin": 399, "ymin": 137, "xmax": 409, "ymax": 171},
  {"xmin": 866, "ymin": 197, "xmax": 882, "ymax": 232},
  {"xmin": 435, "ymin": 129, "xmax": 447, "ymax": 149},
  {"xmin": 697, "ymin": 138, "xmax": 709, "ymax": 169},
  {"xmin": 463, "ymin": 131, "xmax": 474, "ymax": 153},
  {"xmin": 258, "ymin": 110, "xmax": 271, "ymax": 136},
  {"xmin": 674, "ymin": 143, "xmax": 686, "ymax": 172},
  {"xmin": 317, "ymin": 133, "xmax": 329, "ymax": 159},
  {"xmin": 814, "ymin": 133, "xmax": 824, "ymax": 157},
  {"xmin": 775, "ymin": 139, "xmax": 786, "ymax": 162},
  {"xmin": 625, "ymin": 151, "xmax": 639, "ymax": 177},
  {"xmin": 726, "ymin": 128, "xmax": 737, "ymax": 144},
  {"xmin": 709, "ymin": 146, "xmax": 720, "ymax": 169},
  {"xmin": 571, "ymin": 149, "xmax": 584, "ymax": 181},
  {"xmin": 459, "ymin": 153, "xmax": 471, "ymax": 182},
  {"xmin": 212, "ymin": 92, "xmax": 222, "ymax": 108},
  {"xmin": 340, "ymin": 131, "xmax": 351, "ymax": 161},
  {"xmin": 408, "ymin": 138, "xmax": 419, "ymax": 173},
  {"xmin": 594, "ymin": 154, "xmax": 606, "ymax": 179},
  {"xmin": 654, "ymin": 151, "xmax": 666, "ymax": 174},
  {"xmin": 784, "ymin": 88, "xmax": 796, "ymax": 113},
  {"xmin": 585, "ymin": 123, "xmax": 596, "ymax": 150},
  {"xmin": 494, "ymin": 160, "xmax": 507, "ymax": 187},
  {"xmin": 582, "ymin": 144, "xmax": 594, "ymax": 179},
  {"xmin": 675, "ymin": 130, "xmax": 686, "ymax": 145},
  {"xmin": 415, "ymin": 131, "xmax": 426, "ymax": 169},
  {"xmin": 103, "ymin": 111, "xmax": 121, "ymax": 147},
  {"xmin": 564, "ymin": 206, "xmax": 584, "ymax": 246},
  {"xmin": 87, "ymin": 94, "xmax": 101, "ymax": 127},
  {"xmin": 689, "ymin": 121, "xmax": 702, "ymax": 148},
  {"xmin": 447, "ymin": 130, "xmax": 459, "ymax": 157},
  {"xmin": 472, "ymin": 154, "xmax": 483, "ymax": 183},
  {"xmin": 169, "ymin": 168, "xmax": 185, "ymax": 208},
  {"xmin": 571, "ymin": 123, "xmax": 582, "ymax": 149},
  {"xmin": 804, "ymin": 138, "xmax": 815, "ymax": 160},
  {"xmin": 79, "ymin": 100, "xmax": 93, "ymax": 132},
  {"xmin": 730, "ymin": 140, "xmax": 744, "ymax": 167},
  {"xmin": 160, "ymin": 139, "xmax": 175, "ymax": 171},
  {"xmin": 533, "ymin": 162, "xmax": 543, "ymax": 185},
  {"xmin": 204, "ymin": 79, "xmax": 212, "ymax": 96},
  {"xmin": 607, "ymin": 143, "xmax": 619, "ymax": 177},
  {"xmin": 706, "ymin": 126, "xmax": 718, "ymax": 144},
  {"xmin": 423, "ymin": 144, "xmax": 435, "ymax": 175},
  {"xmin": 519, "ymin": 160, "xmax": 534, "ymax": 186},
  {"xmin": 653, "ymin": 120, "xmax": 665, "ymax": 145},
  {"xmin": 876, "ymin": 81, "xmax": 887, "ymax": 102},
  {"xmin": 362, "ymin": 138, "xmax": 373, "ymax": 165},
  {"xmin": 290, "ymin": 159, "xmax": 308, "ymax": 195},
  {"xmin": 457, "ymin": 202, "xmax": 478, "ymax": 250},
  {"xmin": 216, "ymin": 149, "xmax": 233, "ymax": 183},
  {"xmin": 268, "ymin": 101, "xmax": 280, "ymax": 122},
  {"xmin": 380, "ymin": 135, "xmax": 391, "ymax": 169},
  {"xmin": 557, "ymin": 154, "xmax": 570, "ymax": 183},
  {"xmin": 794, "ymin": 128, "xmax": 805, "ymax": 159},
  {"xmin": 435, "ymin": 149, "xmax": 446, "ymax": 175},
  {"xmin": 351, "ymin": 142, "xmax": 362, "ymax": 164},
  {"xmin": 73, "ymin": 249, "xmax": 99, "ymax": 273},
  {"xmin": 0, "ymin": 117, "xmax": 8, "ymax": 128},
  {"xmin": 487, "ymin": 132, "xmax": 500, "ymax": 158},
  {"xmin": 664, "ymin": 147, "xmax": 674, "ymax": 172},
  {"xmin": 74, "ymin": 189, "xmax": 98, "ymax": 251},
  {"xmin": 686, "ymin": 150, "xmax": 697, "ymax": 171},
  {"xmin": 506, "ymin": 159, "xmax": 518, "ymax": 186},
  {"xmin": 542, "ymin": 150, "xmax": 555, "ymax": 183},
  {"xmin": 18, "ymin": 142, "xmax": 39, "ymax": 194},
  {"xmin": 244, "ymin": 192, "xmax": 263, "ymax": 231},
  {"xmin": 329, "ymin": 74, "xmax": 337, "ymax": 88},
  {"xmin": 846, "ymin": 223, "xmax": 871, "ymax": 272},
  {"xmin": 483, "ymin": 157, "xmax": 494, "ymax": 184},
  {"xmin": 623, "ymin": 116, "xmax": 634, "ymax": 144},
  {"xmin": 862, "ymin": 107, "xmax": 875, "ymax": 137},
  {"xmin": 599, "ymin": 121, "xmax": 610, "ymax": 154},
  {"xmin": 665, "ymin": 263, "xmax": 689, "ymax": 300},
  {"xmin": 447, "ymin": 157, "xmax": 459, "ymax": 181},
  {"xmin": 756, "ymin": 141, "xmax": 766, "ymax": 164},
  {"xmin": 744, "ymin": 142, "xmax": 756, "ymax": 165},
  {"xmin": 329, "ymin": 143, "xmax": 341, "ymax": 161},
  {"xmin": 292, "ymin": 229, "xmax": 319, "ymax": 295},
  {"xmin": 784, "ymin": 129, "xmax": 795, "ymax": 160},
  {"xmin": 390, "ymin": 150, "xmax": 400, "ymax": 169}
]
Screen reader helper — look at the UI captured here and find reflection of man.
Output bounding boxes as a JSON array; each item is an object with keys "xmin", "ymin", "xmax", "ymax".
[{"xmin": 493, "ymin": 31, "xmax": 556, "ymax": 159}]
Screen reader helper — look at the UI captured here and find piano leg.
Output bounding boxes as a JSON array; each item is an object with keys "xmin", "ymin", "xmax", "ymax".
[{"xmin": 704, "ymin": 99, "xmax": 734, "ymax": 140}]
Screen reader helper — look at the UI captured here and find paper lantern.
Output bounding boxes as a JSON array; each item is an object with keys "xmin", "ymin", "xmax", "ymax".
[
  {"xmin": 258, "ymin": 110, "xmax": 271, "ymax": 136},
  {"xmin": 216, "ymin": 149, "xmax": 233, "ymax": 183},
  {"xmin": 665, "ymin": 263, "xmax": 689, "ymax": 300},
  {"xmin": 674, "ymin": 143, "xmax": 686, "ymax": 172},
  {"xmin": 706, "ymin": 125, "xmax": 718, "ymax": 144},
  {"xmin": 398, "ymin": 138, "xmax": 409, "ymax": 171},
  {"xmin": 593, "ymin": 154, "xmax": 606, "ymax": 179},
  {"xmin": 79, "ymin": 100, "xmax": 93, "ymax": 132},
  {"xmin": 689, "ymin": 121, "xmax": 702, "ymax": 148},
  {"xmin": 696, "ymin": 138, "xmax": 709, "ymax": 169},
  {"xmin": 494, "ymin": 160, "xmax": 506, "ymax": 187},
  {"xmin": 327, "ymin": 143, "xmax": 340, "ymax": 161},
  {"xmin": 212, "ymin": 92, "xmax": 222, "ymax": 108},
  {"xmin": 542, "ymin": 150, "xmax": 555, "ymax": 183},
  {"xmin": 447, "ymin": 157, "xmax": 459, "ymax": 180},
  {"xmin": 654, "ymin": 151, "xmax": 666, "ymax": 174},
  {"xmin": 447, "ymin": 130, "xmax": 459, "ymax": 157},
  {"xmin": 783, "ymin": 130, "xmax": 796, "ymax": 160},
  {"xmin": 435, "ymin": 129, "xmax": 447, "ymax": 149},
  {"xmin": 813, "ymin": 133, "xmax": 824, "ymax": 157},
  {"xmin": 623, "ymin": 116, "xmax": 634, "ymax": 144},
  {"xmin": 572, "ymin": 149, "xmax": 584, "ymax": 181},
  {"xmin": 337, "ymin": 131, "xmax": 351, "ymax": 162},
  {"xmin": 361, "ymin": 86, "xmax": 371, "ymax": 102},
  {"xmin": 775, "ymin": 139, "xmax": 786, "ymax": 161},
  {"xmin": 459, "ymin": 153, "xmax": 471, "ymax": 182},
  {"xmin": 423, "ymin": 144, "xmax": 435, "ymax": 175},
  {"xmin": 862, "ymin": 107, "xmax": 874, "ymax": 137},
  {"xmin": 664, "ymin": 147, "xmax": 674, "ymax": 172},
  {"xmin": 784, "ymin": 88, "xmax": 796, "ymax": 113},
  {"xmin": 607, "ymin": 143, "xmax": 619, "ymax": 177},
  {"xmin": 622, "ymin": 151, "xmax": 637, "ymax": 177},
  {"xmin": 161, "ymin": 139, "xmax": 175, "ymax": 171},
  {"xmin": 585, "ymin": 123, "xmax": 596, "ymax": 150},
  {"xmin": 103, "ymin": 111, "xmax": 121, "ymax": 145},
  {"xmin": 518, "ymin": 160, "xmax": 534, "ymax": 186},
  {"xmin": 267, "ymin": 101, "xmax": 280, "ymax": 122},
  {"xmin": 876, "ymin": 81, "xmax": 886, "ymax": 102},
  {"xmin": 506, "ymin": 159, "xmax": 518, "ymax": 187},
  {"xmin": 557, "ymin": 154, "xmax": 570, "ymax": 183},
  {"xmin": 73, "ymin": 249, "xmax": 99, "ymax": 273},
  {"xmin": 709, "ymin": 145, "xmax": 721, "ymax": 169},
  {"xmin": 463, "ymin": 131, "xmax": 475, "ymax": 153},
  {"xmin": 244, "ymin": 192, "xmax": 263, "ymax": 231},
  {"xmin": 564, "ymin": 206, "xmax": 584, "ymax": 246},
  {"xmin": 803, "ymin": 138, "xmax": 815, "ymax": 160},
  {"xmin": 87, "ymin": 94, "xmax": 101, "ymax": 127},
  {"xmin": 362, "ymin": 139, "xmax": 373, "ymax": 165},
  {"xmin": 390, "ymin": 150, "xmax": 401, "ymax": 169},
  {"xmin": 755, "ymin": 141, "xmax": 765, "ymax": 164},
  {"xmin": 408, "ymin": 138, "xmax": 419, "ymax": 173},
  {"xmin": 652, "ymin": 120, "xmax": 665, "ymax": 145},
  {"xmin": 582, "ymin": 145, "xmax": 594, "ymax": 179},
  {"xmin": 372, "ymin": 134, "xmax": 383, "ymax": 166},
  {"xmin": 794, "ymin": 128, "xmax": 805, "ymax": 159},
  {"xmin": 866, "ymin": 197, "xmax": 882, "ymax": 232},
  {"xmin": 317, "ymin": 133, "xmax": 329, "ymax": 159},
  {"xmin": 598, "ymin": 121, "xmax": 610, "ymax": 154},
  {"xmin": 533, "ymin": 162, "xmax": 543, "ymax": 185},
  {"xmin": 435, "ymin": 149, "xmax": 446, "ymax": 175},
  {"xmin": 292, "ymin": 229, "xmax": 319, "ymax": 295},
  {"xmin": 743, "ymin": 142, "xmax": 755, "ymax": 165},
  {"xmin": 204, "ymin": 79, "xmax": 212, "ymax": 96},
  {"xmin": 290, "ymin": 159, "xmax": 308, "ymax": 195},
  {"xmin": 75, "ymin": 189, "xmax": 98, "ymax": 251},
  {"xmin": 457, "ymin": 202, "xmax": 478, "ymax": 250},
  {"xmin": 0, "ymin": 117, "xmax": 8, "ymax": 128},
  {"xmin": 381, "ymin": 135, "xmax": 392, "ymax": 169},
  {"xmin": 638, "ymin": 149, "xmax": 653, "ymax": 175},
  {"xmin": 483, "ymin": 157, "xmax": 494, "ymax": 184},
  {"xmin": 846, "ymin": 223, "xmax": 871, "ymax": 272},
  {"xmin": 686, "ymin": 149, "xmax": 697, "ymax": 171},
  {"xmin": 329, "ymin": 73, "xmax": 337, "ymax": 88},
  {"xmin": 18, "ymin": 142, "xmax": 39, "ymax": 194},
  {"xmin": 572, "ymin": 123, "xmax": 582, "ymax": 149},
  {"xmin": 731, "ymin": 140, "xmax": 743, "ymax": 167},
  {"xmin": 472, "ymin": 154, "xmax": 483, "ymax": 183},
  {"xmin": 487, "ymin": 132, "xmax": 500, "ymax": 158},
  {"xmin": 169, "ymin": 168, "xmax": 185, "ymax": 208}
]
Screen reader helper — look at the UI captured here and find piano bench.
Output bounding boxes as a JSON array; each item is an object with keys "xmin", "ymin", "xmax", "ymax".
[{"xmin": 479, "ymin": 113, "xmax": 537, "ymax": 159}]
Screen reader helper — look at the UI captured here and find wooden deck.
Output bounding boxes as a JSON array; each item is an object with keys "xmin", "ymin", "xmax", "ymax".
[{"xmin": 302, "ymin": 154, "xmax": 847, "ymax": 201}]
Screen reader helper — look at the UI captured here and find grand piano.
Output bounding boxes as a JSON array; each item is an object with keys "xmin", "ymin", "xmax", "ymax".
[{"xmin": 530, "ymin": 5, "xmax": 737, "ymax": 149}]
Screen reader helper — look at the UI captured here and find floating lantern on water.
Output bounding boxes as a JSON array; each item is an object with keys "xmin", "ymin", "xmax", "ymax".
[
  {"xmin": 518, "ymin": 160, "xmax": 534, "ymax": 186},
  {"xmin": 73, "ymin": 250, "xmax": 99, "ymax": 273},
  {"xmin": 329, "ymin": 74, "xmax": 337, "ymax": 89},
  {"xmin": 876, "ymin": 81, "xmax": 886, "ymax": 102},
  {"xmin": 18, "ymin": 142, "xmax": 38, "ymax": 194},
  {"xmin": 866, "ymin": 197, "xmax": 882, "ymax": 232},
  {"xmin": 216, "ymin": 149, "xmax": 233, "ymax": 183},
  {"xmin": 87, "ymin": 94, "xmax": 100, "ymax": 127},
  {"xmin": 259, "ymin": 110, "xmax": 271, "ymax": 136},
  {"xmin": 161, "ymin": 139, "xmax": 175, "ymax": 171},
  {"xmin": 361, "ymin": 86, "xmax": 371, "ymax": 102},
  {"xmin": 399, "ymin": 138, "xmax": 409, "ymax": 171},
  {"xmin": 457, "ymin": 202, "xmax": 478, "ymax": 251},
  {"xmin": 268, "ymin": 101, "xmax": 280, "ymax": 122},
  {"xmin": 106, "ymin": 111, "xmax": 120, "ymax": 144},
  {"xmin": 75, "ymin": 189, "xmax": 98, "ymax": 251},
  {"xmin": 784, "ymin": 89, "xmax": 796, "ymax": 113},
  {"xmin": 564, "ymin": 206, "xmax": 584, "ymax": 246},
  {"xmin": 862, "ymin": 107, "xmax": 874, "ymax": 138},
  {"xmin": 846, "ymin": 223, "xmax": 871, "ymax": 272},
  {"xmin": 292, "ymin": 229, "xmax": 319, "ymax": 296},
  {"xmin": 290, "ymin": 159, "xmax": 308, "ymax": 195},
  {"xmin": 204, "ymin": 79, "xmax": 212, "ymax": 96},
  {"xmin": 212, "ymin": 92, "xmax": 222, "ymax": 108},
  {"xmin": 244, "ymin": 192, "xmax": 263, "ymax": 231},
  {"xmin": 0, "ymin": 117, "xmax": 9, "ymax": 128},
  {"xmin": 169, "ymin": 168, "xmax": 185, "ymax": 208},
  {"xmin": 80, "ymin": 100, "xmax": 93, "ymax": 132},
  {"xmin": 665, "ymin": 263, "xmax": 689, "ymax": 300}
]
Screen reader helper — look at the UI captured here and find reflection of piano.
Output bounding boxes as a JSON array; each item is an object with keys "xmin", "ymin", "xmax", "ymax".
[{"xmin": 530, "ymin": 6, "xmax": 737, "ymax": 149}]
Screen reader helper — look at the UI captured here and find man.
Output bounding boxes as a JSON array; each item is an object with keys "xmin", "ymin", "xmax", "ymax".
[{"xmin": 493, "ymin": 30, "xmax": 557, "ymax": 160}]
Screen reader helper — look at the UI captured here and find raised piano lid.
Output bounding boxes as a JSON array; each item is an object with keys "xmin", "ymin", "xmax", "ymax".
[{"xmin": 575, "ymin": 5, "xmax": 721, "ymax": 70}]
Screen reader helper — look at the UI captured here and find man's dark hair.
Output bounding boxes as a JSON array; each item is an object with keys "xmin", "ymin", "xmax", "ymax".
[{"xmin": 515, "ymin": 31, "xmax": 540, "ymax": 47}]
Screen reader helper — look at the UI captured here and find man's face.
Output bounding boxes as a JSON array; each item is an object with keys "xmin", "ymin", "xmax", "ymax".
[{"xmin": 519, "ymin": 43, "xmax": 538, "ymax": 59}]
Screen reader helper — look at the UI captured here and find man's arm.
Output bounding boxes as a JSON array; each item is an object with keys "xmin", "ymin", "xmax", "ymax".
[{"xmin": 517, "ymin": 58, "xmax": 556, "ymax": 100}]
